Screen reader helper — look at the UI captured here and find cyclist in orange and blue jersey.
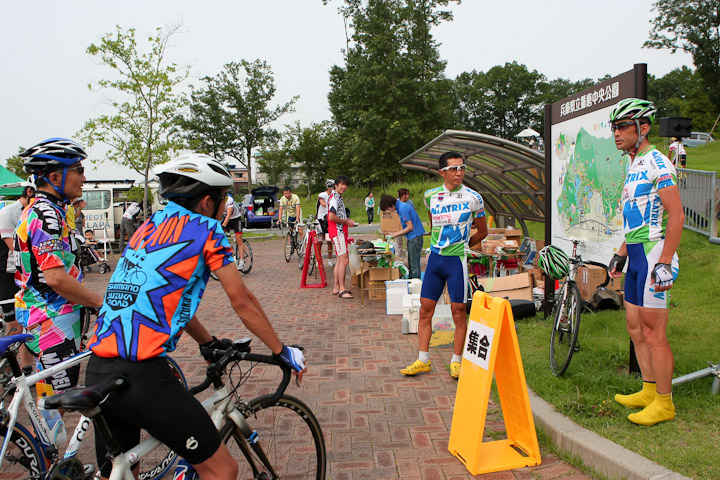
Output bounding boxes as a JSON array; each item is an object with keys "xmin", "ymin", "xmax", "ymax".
[{"xmin": 86, "ymin": 153, "xmax": 306, "ymax": 480}]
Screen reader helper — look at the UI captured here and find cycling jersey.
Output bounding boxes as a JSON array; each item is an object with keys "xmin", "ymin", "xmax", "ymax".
[
  {"xmin": 327, "ymin": 191, "xmax": 347, "ymax": 237},
  {"xmin": 622, "ymin": 146, "xmax": 677, "ymax": 244},
  {"xmin": 89, "ymin": 201, "xmax": 233, "ymax": 361},
  {"xmin": 279, "ymin": 193, "xmax": 301, "ymax": 222},
  {"xmin": 14, "ymin": 191, "xmax": 83, "ymax": 328},
  {"xmin": 224, "ymin": 194, "xmax": 242, "ymax": 220},
  {"xmin": 423, "ymin": 184, "xmax": 485, "ymax": 256}
]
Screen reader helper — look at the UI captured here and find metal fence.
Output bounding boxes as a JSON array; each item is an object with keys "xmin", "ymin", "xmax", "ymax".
[{"xmin": 679, "ymin": 168, "xmax": 718, "ymax": 237}]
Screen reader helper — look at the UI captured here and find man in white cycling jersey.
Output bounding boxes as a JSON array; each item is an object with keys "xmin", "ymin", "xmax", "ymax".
[
  {"xmin": 607, "ymin": 98, "xmax": 684, "ymax": 426},
  {"xmin": 400, "ymin": 151, "xmax": 487, "ymax": 380}
]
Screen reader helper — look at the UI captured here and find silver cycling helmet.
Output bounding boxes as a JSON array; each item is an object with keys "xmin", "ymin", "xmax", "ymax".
[{"xmin": 155, "ymin": 153, "xmax": 233, "ymax": 200}]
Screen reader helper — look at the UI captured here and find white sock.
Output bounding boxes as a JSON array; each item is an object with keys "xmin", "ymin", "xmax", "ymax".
[
  {"xmin": 419, "ymin": 351, "xmax": 430, "ymax": 364},
  {"xmin": 451, "ymin": 354, "xmax": 462, "ymax": 364}
]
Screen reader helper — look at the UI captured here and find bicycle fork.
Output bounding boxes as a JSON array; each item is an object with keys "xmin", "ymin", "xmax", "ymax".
[{"xmin": 225, "ymin": 407, "xmax": 278, "ymax": 480}]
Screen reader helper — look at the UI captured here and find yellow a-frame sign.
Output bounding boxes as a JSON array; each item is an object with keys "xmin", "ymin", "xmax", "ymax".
[{"xmin": 448, "ymin": 292, "xmax": 541, "ymax": 475}]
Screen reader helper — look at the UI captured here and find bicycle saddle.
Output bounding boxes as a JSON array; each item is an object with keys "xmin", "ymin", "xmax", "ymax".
[{"xmin": 44, "ymin": 376, "xmax": 129, "ymax": 412}]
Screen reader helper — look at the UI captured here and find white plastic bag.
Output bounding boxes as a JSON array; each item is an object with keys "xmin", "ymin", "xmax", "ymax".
[{"xmin": 348, "ymin": 242, "xmax": 362, "ymax": 275}]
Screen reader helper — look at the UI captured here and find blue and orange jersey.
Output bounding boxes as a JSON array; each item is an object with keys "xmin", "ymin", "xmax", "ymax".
[{"xmin": 89, "ymin": 201, "xmax": 233, "ymax": 361}]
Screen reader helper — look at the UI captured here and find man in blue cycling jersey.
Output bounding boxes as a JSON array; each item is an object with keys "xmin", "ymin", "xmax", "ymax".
[
  {"xmin": 607, "ymin": 98, "xmax": 684, "ymax": 426},
  {"xmin": 87, "ymin": 153, "xmax": 306, "ymax": 479},
  {"xmin": 401, "ymin": 151, "xmax": 487, "ymax": 379}
]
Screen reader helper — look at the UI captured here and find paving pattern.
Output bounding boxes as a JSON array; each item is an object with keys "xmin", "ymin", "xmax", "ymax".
[{"xmin": 82, "ymin": 235, "xmax": 595, "ymax": 479}]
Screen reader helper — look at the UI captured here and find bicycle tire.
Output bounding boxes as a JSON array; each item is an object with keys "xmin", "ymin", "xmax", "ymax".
[
  {"xmin": 0, "ymin": 421, "xmax": 48, "ymax": 479},
  {"xmin": 284, "ymin": 233, "xmax": 293, "ymax": 262},
  {"xmin": 237, "ymin": 239, "xmax": 253, "ymax": 274},
  {"xmin": 136, "ymin": 357, "xmax": 187, "ymax": 480},
  {"xmin": 221, "ymin": 394, "xmax": 326, "ymax": 480},
  {"xmin": 550, "ymin": 281, "xmax": 582, "ymax": 376}
]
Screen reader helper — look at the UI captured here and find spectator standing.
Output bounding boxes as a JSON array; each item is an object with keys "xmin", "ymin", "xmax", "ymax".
[
  {"xmin": 668, "ymin": 137, "xmax": 687, "ymax": 169},
  {"xmin": 401, "ymin": 151, "xmax": 488, "ymax": 379},
  {"xmin": 317, "ymin": 179, "xmax": 335, "ymax": 267},
  {"xmin": 379, "ymin": 193, "xmax": 425, "ymax": 279},
  {"xmin": 120, "ymin": 201, "xmax": 141, "ymax": 250},
  {"xmin": 608, "ymin": 98, "xmax": 684, "ymax": 426},
  {"xmin": 364, "ymin": 192, "xmax": 375, "ymax": 225},
  {"xmin": 276, "ymin": 186, "xmax": 301, "ymax": 229},
  {"xmin": 328, "ymin": 175, "xmax": 358, "ymax": 299}
]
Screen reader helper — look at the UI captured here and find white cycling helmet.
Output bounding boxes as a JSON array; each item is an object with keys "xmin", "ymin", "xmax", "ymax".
[{"xmin": 155, "ymin": 153, "xmax": 233, "ymax": 199}]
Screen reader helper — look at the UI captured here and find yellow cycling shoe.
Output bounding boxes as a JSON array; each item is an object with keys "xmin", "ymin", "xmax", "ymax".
[
  {"xmin": 615, "ymin": 381, "xmax": 657, "ymax": 408},
  {"xmin": 401, "ymin": 359, "xmax": 432, "ymax": 376},
  {"xmin": 628, "ymin": 393, "xmax": 676, "ymax": 426},
  {"xmin": 450, "ymin": 361, "xmax": 461, "ymax": 379}
]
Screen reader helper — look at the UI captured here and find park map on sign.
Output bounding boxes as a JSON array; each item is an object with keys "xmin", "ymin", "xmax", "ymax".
[{"xmin": 554, "ymin": 125, "xmax": 628, "ymax": 245}]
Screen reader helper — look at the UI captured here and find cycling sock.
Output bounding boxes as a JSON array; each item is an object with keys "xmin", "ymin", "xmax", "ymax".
[
  {"xmin": 614, "ymin": 381, "xmax": 656, "ymax": 408},
  {"xmin": 451, "ymin": 354, "xmax": 462, "ymax": 364},
  {"xmin": 418, "ymin": 351, "xmax": 430, "ymax": 364},
  {"xmin": 628, "ymin": 392, "xmax": 675, "ymax": 426}
]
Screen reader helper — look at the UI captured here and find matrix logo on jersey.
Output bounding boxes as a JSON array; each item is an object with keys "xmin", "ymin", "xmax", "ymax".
[{"xmin": 432, "ymin": 201, "xmax": 471, "ymax": 226}]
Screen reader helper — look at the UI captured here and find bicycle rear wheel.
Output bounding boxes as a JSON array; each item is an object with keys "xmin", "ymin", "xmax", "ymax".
[
  {"xmin": 0, "ymin": 422, "xmax": 47, "ymax": 479},
  {"xmin": 284, "ymin": 233, "xmax": 293, "ymax": 262},
  {"xmin": 550, "ymin": 281, "xmax": 582, "ymax": 376},
  {"xmin": 137, "ymin": 357, "xmax": 187, "ymax": 480},
  {"xmin": 221, "ymin": 394, "xmax": 326, "ymax": 480},
  {"xmin": 235, "ymin": 239, "xmax": 253, "ymax": 274}
]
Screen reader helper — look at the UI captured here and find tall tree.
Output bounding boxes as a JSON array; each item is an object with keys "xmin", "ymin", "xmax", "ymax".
[
  {"xmin": 178, "ymin": 60, "xmax": 297, "ymax": 189},
  {"xmin": 78, "ymin": 25, "xmax": 189, "ymax": 211},
  {"xmin": 327, "ymin": 0, "xmax": 456, "ymax": 185},
  {"xmin": 645, "ymin": 0, "xmax": 720, "ymax": 112},
  {"xmin": 3, "ymin": 153, "xmax": 26, "ymax": 178},
  {"xmin": 286, "ymin": 122, "xmax": 333, "ymax": 198}
]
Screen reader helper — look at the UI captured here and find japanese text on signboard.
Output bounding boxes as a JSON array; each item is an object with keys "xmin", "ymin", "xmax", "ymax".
[
  {"xmin": 560, "ymin": 82, "xmax": 620, "ymax": 118},
  {"xmin": 463, "ymin": 320, "xmax": 495, "ymax": 371}
]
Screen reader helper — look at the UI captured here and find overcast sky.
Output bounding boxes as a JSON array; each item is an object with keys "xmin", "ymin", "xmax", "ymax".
[{"xmin": 0, "ymin": 0, "xmax": 692, "ymax": 181}]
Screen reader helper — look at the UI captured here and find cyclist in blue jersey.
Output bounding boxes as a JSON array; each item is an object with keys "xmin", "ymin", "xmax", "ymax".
[
  {"xmin": 607, "ymin": 99, "xmax": 684, "ymax": 426},
  {"xmin": 86, "ymin": 153, "xmax": 306, "ymax": 480},
  {"xmin": 400, "ymin": 151, "xmax": 487, "ymax": 379}
]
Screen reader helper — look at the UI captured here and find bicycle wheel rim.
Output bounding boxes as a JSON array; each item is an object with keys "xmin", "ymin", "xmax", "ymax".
[
  {"xmin": 239, "ymin": 240, "xmax": 253, "ymax": 274},
  {"xmin": 297, "ymin": 238, "xmax": 306, "ymax": 270},
  {"xmin": 284, "ymin": 233, "xmax": 293, "ymax": 262},
  {"xmin": 223, "ymin": 394, "xmax": 326, "ymax": 480},
  {"xmin": 0, "ymin": 422, "xmax": 47, "ymax": 479},
  {"xmin": 308, "ymin": 248, "xmax": 315, "ymax": 276},
  {"xmin": 550, "ymin": 282, "xmax": 581, "ymax": 376}
]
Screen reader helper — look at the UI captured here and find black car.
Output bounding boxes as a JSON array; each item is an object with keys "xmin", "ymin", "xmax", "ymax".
[{"xmin": 240, "ymin": 186, "xmax": 279, "ymax": 228}]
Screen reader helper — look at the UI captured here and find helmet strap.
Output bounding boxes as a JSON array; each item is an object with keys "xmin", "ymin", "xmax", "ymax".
[
  {"xmin": 622, "ymin": 119, "xmax": 646, "ymax": 158},
  {"xmin": 40, "ymin": 171, "xmax": 70, "ymax": 203}
]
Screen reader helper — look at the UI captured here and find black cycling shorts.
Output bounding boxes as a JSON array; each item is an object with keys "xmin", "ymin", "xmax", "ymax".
[
  {"xmin": 86, "ymin": 355, "xmax": 222, "ymax": 476},
  {"xmin": 225, "ymin": 216, "xmax": 243, "ymax": 234},
  {"xmin": 0, "ymin": 271, "xmax": 16, "ymax": 319}
]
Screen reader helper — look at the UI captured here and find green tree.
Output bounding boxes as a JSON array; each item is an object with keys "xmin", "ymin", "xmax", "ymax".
[
  {"xmin": 645, "ymin": 0, "xmax": 720, "ymax": 112},
  {"xmin": 257, "ymin": 138, "xmax": 293, "ymax": 187},
  {"xmin": 327, "ymin": 0, "xmax": 456, "ymax": 185},
  {"xmin": 78, "ymin": 25, "xmax": 189, "ymax": 213},
  {"xmin": 178, "ymin": 60, "xmax": 297, "ymax": 189},
  {"xmin": 4, "ymin": 153, "xmax": 26, "ymax": 178},
  {"xmin": 286, "ymin": 122, "xmax": 333, "ymax": 199}
]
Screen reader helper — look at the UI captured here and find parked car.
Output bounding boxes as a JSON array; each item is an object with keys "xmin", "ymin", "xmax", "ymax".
[
  {"xmin": 682, "ymin": 132, "xmax": 714, "ymax": 148},
  {"xmin": 239, "ymin": 186, "xmax": 279, "ymax": 228}
]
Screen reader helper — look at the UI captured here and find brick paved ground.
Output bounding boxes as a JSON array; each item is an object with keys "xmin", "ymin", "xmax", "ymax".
[{"xmin": 82, "ymin": 235, "xmax": 595, "ymax": 479}]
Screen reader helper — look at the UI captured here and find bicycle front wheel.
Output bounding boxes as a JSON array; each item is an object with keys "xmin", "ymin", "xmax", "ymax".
[
  {"xmin": 284, "ymin": 233, "xmax": 293, "ymax": 262},
  {"xmin": 0, "ymin": 422, "xmax": 47, "ymax": 479},
  {"xmin": 297, "ymin": 237, "xmax": 306, "ymax": 270},
  {"xmin": 222, "ymin": 394, "xmax": 326, "ymax": 480},
  {"xmin": 550, "ymin": 281, "xmax": 582, "ymax": 376},
  {"xmin": 236, "ymin": 239, "xmax": 253, "ymax": 274}
]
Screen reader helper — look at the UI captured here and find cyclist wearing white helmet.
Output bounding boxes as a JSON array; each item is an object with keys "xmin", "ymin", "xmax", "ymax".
[
  {"xmin": 14, "ymin": 138, "xmax": 104, "ymax": 390},
  {"xmin": 316, "ymin": 179, "xmax": 335, "ymax": 266},
  {"xmin": 607, "ymin": 98, "xmax": 684, "ymax": 426},
  {"xmin": 86, "ymin": 153, "xmax": 307, "ymax": 480}
]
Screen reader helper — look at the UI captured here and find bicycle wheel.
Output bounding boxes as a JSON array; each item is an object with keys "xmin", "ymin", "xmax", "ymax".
[
  {"xmin": 221, "ymin": 394, "xmax": 326, "ymax": 480},
  {"xmin": 284, "ymin": 233, "xmax": 294, "ymax": 262},
  {"xmin": 549, "ymin": 281, "xmax": 582, "ymax": 376},
  {"xmin": 0, "ymin": 422, "xmax": 48, "ymax": 479},
  {"xmin": 297, "ymin": 237, "xmax": 306, "ymax": 270},
  {"xmin": 236, "ymin": 240, "xmax": 253, "ymax": 274},
  {"xmin": 137, "ymin": 357, "xmax": 187, "ymax": 480}
]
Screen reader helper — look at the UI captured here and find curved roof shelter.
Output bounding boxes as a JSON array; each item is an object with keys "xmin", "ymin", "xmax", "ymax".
[{"xmin": 399, "ymin": 129, "xmax": 546, "ymax": 237}]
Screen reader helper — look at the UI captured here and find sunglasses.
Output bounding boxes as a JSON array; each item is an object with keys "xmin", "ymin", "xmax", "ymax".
[
  {"xmin": 610, "ymin": 121, "xmax": 636, "ymax": 132},
  {"xmin": 439, "ymin": 164, "xmax": 466, "ymax": 172},
  {"xmin": 66, "ymin": 165, "xmax": 85, "ymax": 175}
]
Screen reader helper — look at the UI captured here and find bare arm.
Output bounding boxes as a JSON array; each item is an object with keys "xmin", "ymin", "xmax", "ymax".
[
  {"xmin": 222, "ymin": 205, "xmax": 232, "ymax": 227},
  {"xmin": 392, "ymin": 220, "xmax": 413, "ymax": 238},
  {"xmin": 468, "ymin": 216, "xmax": 488, "ymax": 246},
  {"xmin": 328, "ymin": 211, "xmax": 357, "ymax": 227},
  {"xmin": 44, "ymin": 267, "xmax": 103, "ymax": 308},
  {"xmin": 184, "ymin": 315, "xmax": 213, "ymax": 345},
  {"xmin": 2, "ymin": 238, "xmax": 12, "ymax": 251}
]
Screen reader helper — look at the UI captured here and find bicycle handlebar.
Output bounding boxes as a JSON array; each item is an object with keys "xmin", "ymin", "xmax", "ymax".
[{"xmin": 195, "ymin": 341, "xmax": 292, "ymax": 409}]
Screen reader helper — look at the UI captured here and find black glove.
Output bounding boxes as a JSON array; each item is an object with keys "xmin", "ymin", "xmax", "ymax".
[
  {"xmin": 608, "ymin": 254, "xmax": 627, "ymax": 274},
  {"xmin": 199, "ymin": 336, "xmax": 233, "ymax": 361},
  {"xmin": 651, "ymin": 263, "xmax": 674, "ymax": 287}
]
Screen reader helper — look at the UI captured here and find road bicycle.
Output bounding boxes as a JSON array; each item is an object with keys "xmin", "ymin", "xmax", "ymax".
[
  {"xmin": 283, "ymin": 221, "xmax": 301, "ymax": 263},
  {"xmin": 44, "ymin": 338, "xmax": 327, "ymax": 480},
  {"xmin": 228, "ymin": 234, "xmax": 253, "ymax": 274},
  {"xmin": 297, "ymin": 216, "xmax": 322, "ymax": 275},
  {"xmin": 0, "ymin": 334, "xmax": 186, "ymax": 480},
  {"xmin": 549, "ymin": 240, "xmax": 609, "ymax": 376}
]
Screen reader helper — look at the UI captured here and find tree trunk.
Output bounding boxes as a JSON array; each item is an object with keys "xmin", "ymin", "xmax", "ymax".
[{"xmin": 246, "ymin": 147, "xmax": 254, "ymax": 192}]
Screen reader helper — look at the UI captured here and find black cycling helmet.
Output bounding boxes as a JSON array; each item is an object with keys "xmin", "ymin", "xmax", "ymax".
[{"xmin": 20, "ymin": 138, "xmax": 87, "ymax": 201}]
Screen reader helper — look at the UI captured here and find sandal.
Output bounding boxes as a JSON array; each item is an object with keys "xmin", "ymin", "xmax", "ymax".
[{"xmin": 338, "ymin": 290, "xmax": 354, "ymax": 299}]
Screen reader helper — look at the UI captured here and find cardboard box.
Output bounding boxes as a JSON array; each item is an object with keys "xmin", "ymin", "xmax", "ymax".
[
  {"xmin": 577, "ymin": 264, "xmax": 609, "ymax": 301},
  {"xmin": 477, "ymin": 273, "xmax": 533, "ymax": 301},
  {"xmin": 367, "ymin": 280, "xmax": 386, "ymax": 300},
  {"xmin": 368, "ymin": 267, "xmax": 400, "ymax": 282},
  {"xmin": 380, "ymin": 211, "xmax": 402, "ymax": 234}
]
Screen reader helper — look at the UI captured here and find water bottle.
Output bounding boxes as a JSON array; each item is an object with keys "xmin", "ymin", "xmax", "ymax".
[
  {"xmin": 173, "ymin": 459, "xmax": 199, "ymax": 480},
  {"xmin": 38, "ymin": 394, "xmax": 67, "ymax": 445},
  {"xmin": 401, "ymin": 318, "xmax": 409, "ymax": 335}
]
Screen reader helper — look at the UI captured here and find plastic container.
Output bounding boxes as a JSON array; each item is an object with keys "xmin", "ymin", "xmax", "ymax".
[{"xmin": 38, "ymin": 395, "xmax": 67, "ymax": 445}]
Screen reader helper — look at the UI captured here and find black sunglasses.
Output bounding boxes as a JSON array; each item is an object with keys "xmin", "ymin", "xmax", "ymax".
[
  {"xmin": 610, "ymin": 121, "xmax": 636, "ymax": 132},
  {"xmin": 66, "ymin": 165, "xmax": 85, "ymax": 175}
]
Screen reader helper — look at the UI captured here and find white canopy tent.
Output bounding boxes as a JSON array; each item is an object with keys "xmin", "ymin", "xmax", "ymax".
[{"xmin": 516, "ymin": 128, "xmax": 540, "ymax": 138}]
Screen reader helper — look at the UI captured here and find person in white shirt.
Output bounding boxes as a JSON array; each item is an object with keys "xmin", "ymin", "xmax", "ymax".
[
  {"xmin": 221, "ymin": 192, "xmax": 246, "ymax": 270},
  {"xmin": 120, "ymin": 201, "xmax": 141, "ymax": 250},
  {"xmin": 668, "ymin": 137, "xmax": 686, "ymax": 169},
  {"xmin": 317, "ymin": 180, "xmax": 335, "ymax": 266}
]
